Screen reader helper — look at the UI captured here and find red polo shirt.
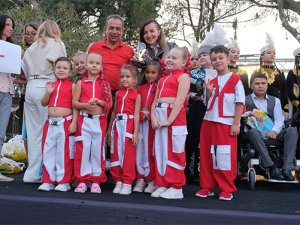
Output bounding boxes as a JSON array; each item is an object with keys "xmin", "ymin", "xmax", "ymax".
[{"xmin": 88, "ymin": 38, "xmax": 134, "ymax": 91}]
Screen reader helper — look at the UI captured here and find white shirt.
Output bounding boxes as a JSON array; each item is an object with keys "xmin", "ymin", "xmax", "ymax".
[
  {"xmin": 22, "ymin": 38, "xmax": 67, "ymax": 76},
  {"xmin": 204, "ymin": 72, "xmax": 245, "ymax": 125},
  {"xmin": 244, "ymin": 93, "xmax": 284, "ymax": 133},
  {"xmin": 0, "ymin": 72, "xmax": 15, "ymax": 94}
]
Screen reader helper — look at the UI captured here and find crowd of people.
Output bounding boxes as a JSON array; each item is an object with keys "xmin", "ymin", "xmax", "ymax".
[{"xmin": 0, "ymin": 13, "xmax": 299, "ymax": 201}]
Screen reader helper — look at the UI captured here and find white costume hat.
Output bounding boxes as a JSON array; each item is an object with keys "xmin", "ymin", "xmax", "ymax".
[
  {"xmin": 260, "ymin": 33, "xmax": 275, "ymax": 54},
  {"xmin": 227, "ymin": 38, "xmax": 239, "ymax": 50},
  {"xmin": 293, "ymin": 47, "xmax": 300, "ymax": 57},
  {"xmin": 197, "ymin": 24, "xmax": 229, "ymax": 56}
]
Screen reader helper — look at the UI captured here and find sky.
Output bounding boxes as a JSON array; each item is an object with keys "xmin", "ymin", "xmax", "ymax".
[
  {"xmin": 169, "ymin": 15, "xmax": 299, "ymax": 60},
  {"xmin": 234, "ymin": 16, "xmax": 299, "ymax": 59}
]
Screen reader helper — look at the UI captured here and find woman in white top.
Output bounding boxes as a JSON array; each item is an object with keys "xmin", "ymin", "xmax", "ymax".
[
  {"xmin": 0, "ymin": 15, "xmax": 17, "ymax": 182},
  {"xmin": 22, "ymin": 20, "xmax": 67, "ymax": 183}
]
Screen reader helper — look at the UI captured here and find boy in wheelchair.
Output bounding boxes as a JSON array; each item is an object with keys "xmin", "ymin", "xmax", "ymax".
[{"xmin": 242, "ymin": 73, "xmax": 298, "ymax": 181}]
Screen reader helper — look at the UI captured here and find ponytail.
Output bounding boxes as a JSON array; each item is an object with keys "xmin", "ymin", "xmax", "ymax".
[{"xmin": 98, "ymin": 73, "xmax": 112, "ymax": 116}]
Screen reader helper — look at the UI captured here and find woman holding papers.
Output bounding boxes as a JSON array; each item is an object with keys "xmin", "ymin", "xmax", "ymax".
[
  {"xmin": 0, "ymin": 15, "xmax": 16, "ymax": 182},
  {"xmin": 22, "ymin": 20, "xmax": 67, "ymax": 183}
]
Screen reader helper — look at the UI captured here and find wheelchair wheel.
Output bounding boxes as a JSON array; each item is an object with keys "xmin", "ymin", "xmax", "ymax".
[{"xmin": 247, "ymin": 168, "xmax": 256, "ymax": 190}]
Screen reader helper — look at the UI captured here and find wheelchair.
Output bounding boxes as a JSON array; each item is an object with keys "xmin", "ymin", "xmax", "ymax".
[{"xmin": 238, "ymin": 114, "xmax": 300, "ymax": 190}]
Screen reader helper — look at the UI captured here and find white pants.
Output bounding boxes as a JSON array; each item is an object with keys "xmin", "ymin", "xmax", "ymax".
[{"xmin": 23, "ymin": 78, "xmax": 55, "ymax": 183}]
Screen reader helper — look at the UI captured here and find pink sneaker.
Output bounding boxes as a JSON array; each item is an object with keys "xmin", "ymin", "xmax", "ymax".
[
  {"xmin": 74, "ymin": 183, "xmax": 87, "ymax": 193},
  {"xmin": 195, "ymin": 189, "xmax": 214, "ymax": 198},
  {"xmin": 219, "ymin": 192, "xmax": 233, "ymax": 201},
  {"xmin": 90, "ymin": 183, "xmax": 101, "ymax": 194}
]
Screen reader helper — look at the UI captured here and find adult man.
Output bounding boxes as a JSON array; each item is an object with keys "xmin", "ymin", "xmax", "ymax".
[
  {"xmin": 245, "ymin": 73, "xmax": 298, "ymax": 181},
  {"xmin": 88, "ymin": 14, "xmax": 134, "ymax": 91}
]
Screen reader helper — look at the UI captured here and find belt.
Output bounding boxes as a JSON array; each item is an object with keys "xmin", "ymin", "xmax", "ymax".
[
  {"xmin": 116, "ymin": 114, "xmax": 134, "ymax": 121},
  {"xmin": 156, "ymin": 102, "xmax": 173, "ymax": 108},
  {"xmin": 48, "ymin": 115, "xmax": 73, "ymax": 126},
  {"xmin": 80, "ymin": 111, "xmax": 104, "ymax": 119},
  {"xmin": 28, "ymin": 74, "xmax": 56, "ymax": 80}
]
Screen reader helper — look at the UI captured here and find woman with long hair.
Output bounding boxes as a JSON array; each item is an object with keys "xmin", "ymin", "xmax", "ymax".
[{"xmin": 22, "ymin": 20, "xmax": 67, "ymax": 183}]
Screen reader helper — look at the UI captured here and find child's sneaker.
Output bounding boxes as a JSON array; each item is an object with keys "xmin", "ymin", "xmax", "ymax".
[
  {"xmin": 113, "ymin": 182, "xmax": 123, "ymax": 194},
  {"xmin": 133, "ymin": 179, "xmax": 145, "ymax": 192},
  {"xmin": 55, "ymin": 183, "xmax": 71, "ymax": 192},
  {"xmin": 195, "ymin": 189, "xmax": 214, "ymax": 198},
  {"xmin": 151, "ymin": 187, "xmax": 167, "ymax": 198},
  {"xmin": 119, "ymin": 184, "xmax": 132, "ymax": 195},
  {"xmin": 38, "ymin": 183, "xmax": 55, "ymax": 191},
  {"xmin": 159, "ymin": 187, "xmax": 184, "ymax": 199},
  {"xmin": 219, "ymin": 192, "xmax": 233, "ymax": 201},
  {"xmin": 144, "ymin": 181, "xmax": 158, "ymax": 194},
  {"xmin": 0, "ymin": 173, "xmax": 14, "ymax": 182},
  {"xmin": 90, "ymin": 183, "xmax": 101, "ymax": 194},
  {"xmin": 74, "ymin": 183, "xmax": 87, "ymax": 193}
]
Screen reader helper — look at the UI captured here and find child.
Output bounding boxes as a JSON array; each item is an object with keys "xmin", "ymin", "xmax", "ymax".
[
  {"xmin": 252, "ymin": 34, "xmax": 288, "ymax": 113},
  {"xmin": 150, "ymin": 47, "xmax": 190, "ymax": 199},
  {"xmin": 38, "ymin": 57, "xmax": 78, "ymax": 192},
  {"xmin": 72, "ymin": 52, "xmax": 112, "ymax": 194},
  {"xmin": 133, "ymin": 60, "xmax": 161, "ymax": 193},
  {"xmin": 227, "ymin": 39, "xmax": 250, "ymax": 95},
  {"xmin": 108, "ymin": 64, "xmax": 141, "ymax": 195},
  {"xmin": 195, "ymin": 45, "xmax": 245, "ymax": 201},
  {"xmin": 71, "ymin": 51, "xmax": 87, "ymax": 83}
]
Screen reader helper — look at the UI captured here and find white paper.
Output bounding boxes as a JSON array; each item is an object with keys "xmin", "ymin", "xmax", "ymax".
[{"xmin": 0, "ymin": 40, "xmax": 22, "ymax": 74}]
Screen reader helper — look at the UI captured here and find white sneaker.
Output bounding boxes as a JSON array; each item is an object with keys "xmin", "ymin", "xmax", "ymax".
[
  {"xmin": 0, "ymin": 173, "xmax": 14, "ymax": 182},
  {"xmin": 55, "ymin": 183, "xmax": 71, "ymax": 192},
  {"xmin": 119, "ymin": 184, "xmax": 132, "ymax": 195},
  {"xmin": 113, "ymin": 182, "xmax": 123, "ymax": 194},
  {"xmin": 144, "ymin": 181, "xmax": 158, "ymax": 194},
  {"xmin": 38, "ymin": 183, "xmax": 55, "ymax": 191},
  {"xmin": 159, "ymin": 187, "xmax": 184, "ymax": 199},
  {"xmin": 133, "ymin": 179, "xmax": 145, "ymax": 192},
  {"xmin": 151, "ymin": 187, "xmax": 167, "ymax": 198}
]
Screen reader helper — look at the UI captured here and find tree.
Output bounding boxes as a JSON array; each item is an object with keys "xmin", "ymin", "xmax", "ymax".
[
  {"xmin": 39, "ymin": 0, "xmax": 161, "ymax": 45},
  {"xmin": 246, "ymin": 0, "xmax": 300, "ymax": 42},
  {"xmin": 160, "ymin": 0, "xmax": 259, "ymax": 46}
]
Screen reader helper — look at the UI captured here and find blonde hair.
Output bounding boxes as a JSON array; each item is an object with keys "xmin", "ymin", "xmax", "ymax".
[
  {"xmin": 121, "ymin": 64, "xmax": 139, "ymax": 88},
  {"xmin": 36, "ymin": 20, "xmax": 61, "ymax": 47},
  {"xmin": 72, "ymin": 51, "xmax": 87, "ymax": 62}
]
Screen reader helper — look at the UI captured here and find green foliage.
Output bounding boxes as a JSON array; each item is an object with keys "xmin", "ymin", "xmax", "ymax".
[{"xmin": 0, "ymin": 0, "xmax": 160, "ymax": 57}]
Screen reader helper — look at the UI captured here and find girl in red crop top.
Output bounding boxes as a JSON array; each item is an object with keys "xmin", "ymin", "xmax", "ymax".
[
  {"xmin": 107, "ymin": 64, "xmax": 141, "ymax": 195},
  {"xmin": 39, "ymin": 57, "xmax": 78, "ymax": 192},
  {"xmin": 72, "ymin": 52, "xmax": 112, "ymax": 194},
  {"xmin": 150, "ymin": 47, "xmax": 190, "ymax": 199},
  {"xmin": 133, "ymin": 60, "xmax": 161, "ymax": 193}
]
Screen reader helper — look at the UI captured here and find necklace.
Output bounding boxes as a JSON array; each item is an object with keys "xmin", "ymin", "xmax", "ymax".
[{"xmin": 260, "ymin": 68, "xmax": 277, "ymax": 85}]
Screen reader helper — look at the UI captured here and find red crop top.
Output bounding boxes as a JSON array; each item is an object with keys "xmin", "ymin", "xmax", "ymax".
[
  {"xmin": 48, "ymin": 79, "xmax": 73, "ymax": 109},
  {"xmin": 80, "ymin": 76, "xmax": 104, "ymax": 103},
  {"xmin": 115, "ymin": 88, "xmax": 139, "ymax": 115},
  {"xmin": 157, "ymin": 69, "xmax": 184, "ymax": 98}
]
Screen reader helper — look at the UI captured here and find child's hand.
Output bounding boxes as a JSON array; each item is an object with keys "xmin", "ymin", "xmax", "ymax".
[
  {"xmin": 230, "ymin": 124, "xmax": 240, "ymax": 136},
  {"xmin": 46, "ymin": 82, "xmax": 54, "ymax": 94},
  {"xmin": 250, "ymin": 111, "xmax": 263, "ymax": 122},
  {"xmin": 205, "ymin": 79, "xmax": 213, "ymax": 98},
  {"xmin": 158, "ymin": 120, "xmax": 171, "ymax": 128},
  {"xmin": 151, "ymin": 117, "xmax": 159, "ymax": 129},
  {"xmin": 132, "ymin": 132, "xmax": 138, "ymax": 146},
  {"xmin": 68, "ymin": 122, "xmax": 77, "ymax": 134},
  {"xmin": 88, "ymin": 98, "xmax": 98, "ymax": 106},
  {"xmin": 266, "ymin": 131, "xmax": 277, "ymax": 139}
]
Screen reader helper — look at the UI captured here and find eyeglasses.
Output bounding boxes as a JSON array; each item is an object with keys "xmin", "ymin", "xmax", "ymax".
[{"xmin": 24, "ymin": 32, "xmax": 36, "ymax": 37}]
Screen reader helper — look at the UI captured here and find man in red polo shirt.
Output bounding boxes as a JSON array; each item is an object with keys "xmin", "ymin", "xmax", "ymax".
[{"xmin": 88, "ymin": 14, "xmax": 134, "ymax": 91}]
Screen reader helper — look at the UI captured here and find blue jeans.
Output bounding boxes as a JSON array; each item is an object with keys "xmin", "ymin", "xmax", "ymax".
[{"xmin": 0, "ymin": 92, "xmax": 12, "ymax": 152}]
